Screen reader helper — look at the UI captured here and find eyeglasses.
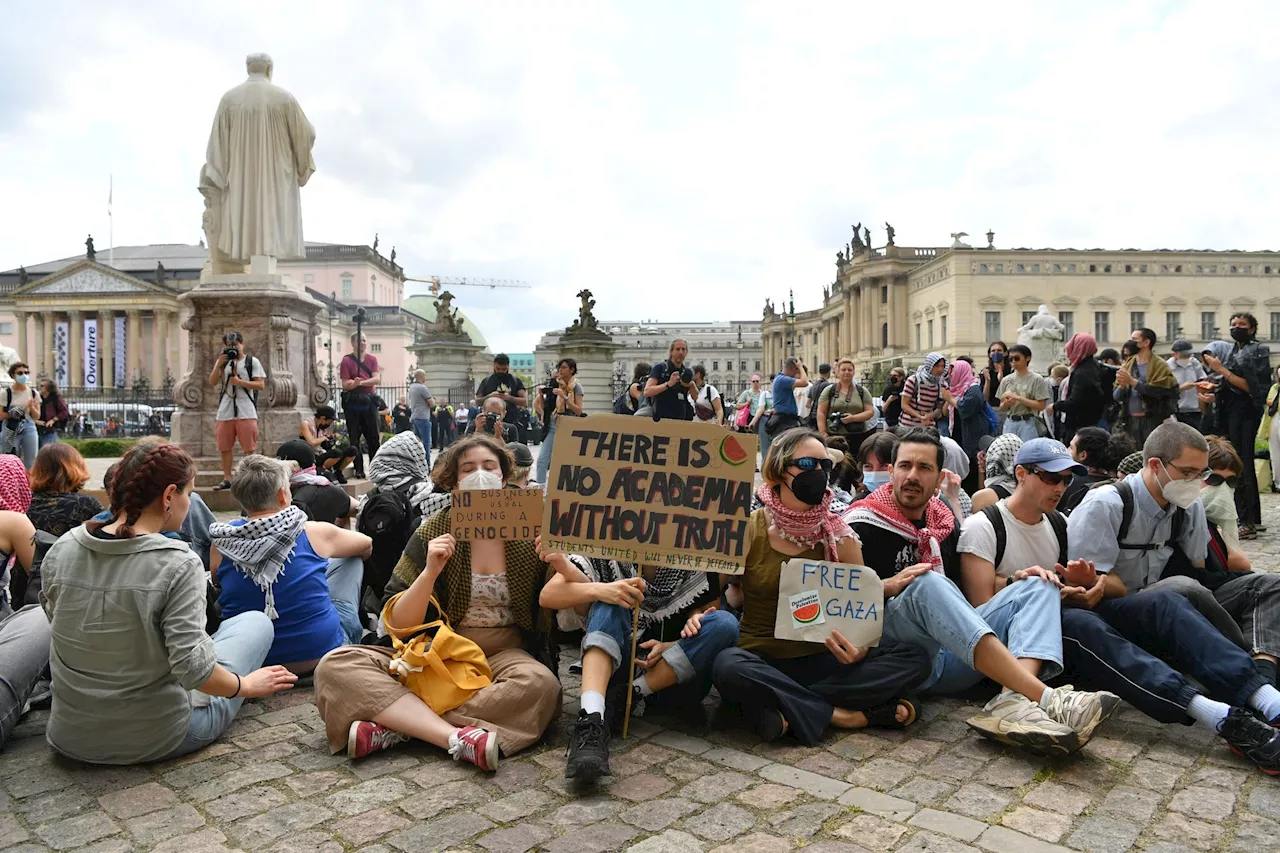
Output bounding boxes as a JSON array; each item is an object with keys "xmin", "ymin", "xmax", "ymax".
[
  {"xmin": 1166, "ymin": 463, "xmax": 1211, "ymax": 481},
  {"xmin": 1025, "ymin": 466, "xmax": 1073, "ymax": 486},
  {"xmin": 790, "ymin": 456, "xmax": 834, "ymax": 473},
  {"xmin": 1204, "ymin": 473, "xmax": 1238, "ymax": 489}
]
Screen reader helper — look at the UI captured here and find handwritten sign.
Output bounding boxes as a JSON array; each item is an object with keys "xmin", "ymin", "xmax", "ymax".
[
  {"xmin": 541, "ymin": 414, "xmax": 758, "ymax": 573},
  {"xmin": 451, "ymin": 488, "xmax": 544, "ymax": 541},
  {"xmin": 774, "ymin": 559, "xmax": 884, "ymax": 646}
]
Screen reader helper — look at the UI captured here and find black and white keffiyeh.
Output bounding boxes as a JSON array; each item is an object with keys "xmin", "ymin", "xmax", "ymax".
[
  {"xmin": 569, "ymin": 555, "xmax": 710, "ymax": 632},
  {"xmin": 209, "ymin": 505, "xmax": 307, "ymax": 619},
  {"xmin": 366, "ymin": 433, "xmax": 433, "ymax": 512}
]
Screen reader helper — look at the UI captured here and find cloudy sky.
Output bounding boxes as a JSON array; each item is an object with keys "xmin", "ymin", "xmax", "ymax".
[{"xmin": 2, "ymin": 0, "xmax": 1277, "ymax": 351}]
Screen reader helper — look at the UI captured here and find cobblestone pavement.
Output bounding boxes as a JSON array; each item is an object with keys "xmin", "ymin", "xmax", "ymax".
[{"xmin": 5, "ymin": 499, "xmax": 1280, "ymax": 853}]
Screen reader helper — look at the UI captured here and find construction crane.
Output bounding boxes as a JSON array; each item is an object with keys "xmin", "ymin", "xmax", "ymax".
[{"xmin": 404, "ymin": 275, "xmax": 531, "ymax": 295}]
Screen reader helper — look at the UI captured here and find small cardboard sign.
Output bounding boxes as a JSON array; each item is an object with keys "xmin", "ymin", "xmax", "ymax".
[
  {"xmin": 450, "ymin": 488, "xmax": 544, "ymax": 541},
  {"xmin": 774, "ymin": 559, "xmax": 884, "ymax": 646}
]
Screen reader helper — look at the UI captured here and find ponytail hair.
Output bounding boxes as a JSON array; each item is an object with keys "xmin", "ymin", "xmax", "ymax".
[{"xmin": 89, "ymin": 443, "xmax": 196, "ymax": 538}]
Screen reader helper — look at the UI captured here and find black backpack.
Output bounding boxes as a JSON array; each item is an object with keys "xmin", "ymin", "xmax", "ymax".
[
  {"xmin": 1115, "ymin": 478, "xmax": 1184, "ymax": 552},
  {"xmin": 612, "ymin": 387, "xmax": 636, "ymax": 415},
  {"xmin": 357, "ymin": 487, "xmax": 422, "ymax": 600},
  {"xmin": 8, "ymin": 530, "xmax": 58, "ymax": 607},
  {"xmin": 806, "ymin": 378, "xmax": 831, "ymax": 428},
  {"xmin": 980, "ymin": 504, "xmax": 1067, "ymax": 572}
]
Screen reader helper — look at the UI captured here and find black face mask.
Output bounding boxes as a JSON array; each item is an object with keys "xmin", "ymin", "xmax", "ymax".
[
  {"xmin": 789, "ymin": 468, "xmax": 829, "ymax": 506},
  {"xmin": 1231, "ymin": 327, "xmax": 1252, "ymax": 344}
]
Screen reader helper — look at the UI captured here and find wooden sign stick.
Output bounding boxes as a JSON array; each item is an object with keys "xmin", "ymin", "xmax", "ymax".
[{"xmin": 622, "ymin": 603, "xmax": 641, "ymax": 739}]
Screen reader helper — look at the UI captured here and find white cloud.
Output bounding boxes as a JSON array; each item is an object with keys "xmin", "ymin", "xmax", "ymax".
[{"xmin": 2, "ymin": 0, "xmax": 1279, "ymax": 352}]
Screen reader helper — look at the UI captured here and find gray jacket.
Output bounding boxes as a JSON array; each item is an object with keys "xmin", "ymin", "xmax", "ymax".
[{"xmin": 41, "ymin": 527, "xmax": 217, "ymax": 764}]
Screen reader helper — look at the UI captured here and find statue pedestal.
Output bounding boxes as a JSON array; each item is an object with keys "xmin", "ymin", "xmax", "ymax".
[
  {"xmin": 412, "ymin": 339, "xmax": 484, "ymax": 404},
  {"xmin": 556, "ymin": 334, "xmax": 622, "ymax": 415},
  {"xmin": 170, "ymin": 272, "xmax": 326, "ymax": 462}
]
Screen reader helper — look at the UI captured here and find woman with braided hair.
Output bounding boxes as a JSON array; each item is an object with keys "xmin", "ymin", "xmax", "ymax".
[{"xmin": 40, "ymin": 443, "xmax": 298, "ymax": 764}]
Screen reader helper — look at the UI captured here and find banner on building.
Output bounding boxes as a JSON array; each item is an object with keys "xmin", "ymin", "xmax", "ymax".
[
  {"xmin": 83, "ymin": 318, "xmax": 98, "ymax": 390},
  {"xmin": 114, "ymin": 315, "xmax": 126, "ymax": 388},
  {"xmin": 54, "ymin": 322, "xmax": 68, "ymax": 387}
]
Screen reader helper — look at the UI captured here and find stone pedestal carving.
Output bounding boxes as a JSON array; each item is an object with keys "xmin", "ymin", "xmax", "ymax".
[
  {"xmin": 408, "ymin": 290, "xmax": 482, "ymax": 402},
  {"xmin": 170, "ymin": 270, "xmax": 325, "ymax": 460}
]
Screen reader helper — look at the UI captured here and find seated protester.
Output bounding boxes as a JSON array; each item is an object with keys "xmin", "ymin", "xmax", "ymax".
[
  {"xmin": 970, "ymin": 433, "xmax": 1022, "ymax": 512},
  {"xmin": 302, "ymin": 406, "xmax": 357, "ymax": 484},
  {"xmin": 41, "ymin": 444, "xmax": 296, "ymax": 764},
  {"xmin": 505, "ymin": 442, "xmax": 535, "ymax": 488},
  {"xmin": 1069, "ymin": 422, "xmax": 1280, "ymax": 690},
  {"xmin": 0, "ymin": 456, "xmax": 30, "ymax": 521},
  {"xmin": 27, "ymin": 443, "xmax": 104, "ymax": 537},
  {"xmin": 857, "ymin": 430, "xmax": 898, "ymax": 497},
  {"xmin": 276, "ymin": 439, "xmax": 357, "ymax": 526},
  {"xmin": 546, "ymin": 557, "xmax": 736, "ymax": 782},
  {"xmin": 1115, "ymin": 450, "xmax": 1145, "ymax": 477},
  {"xmin": 363, "ymin": 431, "xmax": 436, "ymax": 516},
  {"xmin": 713, "ymin": 429, "xmax": 933, "ymax": 747},
  {"xmin": 1058, "ymin": 427, "xmax": 1134, "ymax": 515},
  {"xmin": 940, "ymin": 436, "xmax": 973, "ymax": 520},
  {"xmin": 314, "ymin": 435, "xmax": 562, "ymax": 767},
  {"xmin": 962, "ymin": 437, "xmax": 1280, "ymax": 774},
  {"xmin": 0, "ymin": 505, "xmax": 52, "ymax": 749},
  {"xmin": 824, "ymin": 436, "xmax": 861, "ymax": 512},
  {"xmin": 466, "ymin": 398, "xmax": 519, "ymax": 443},
  {"xmin": 211, "ymin": 455, "xmax": 370, "ymax": 674},
  {"xmin": 843, "ymin": 428, "xmax": 1118, "ymax": 754},
  {"xmin": 1200, "ymin": 436, "xmax": 1251, "ymax": 570}
]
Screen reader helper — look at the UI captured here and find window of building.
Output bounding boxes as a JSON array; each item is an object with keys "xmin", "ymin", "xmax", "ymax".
[
  {"xmin": 1031, "ymin": 264, "xmax": 1040, "ymax": 273},
  {"xmin": 341, "ymin": 277, "xmax": 353, "ymax": 299},
  {"xmin": 712, "ymin": 361, "xmax": 719, "ymax": 371},
  {"xmin": 1053, "ymin": 264, "xmax": 1062, "ymax": 273},
  {"xmin": 1165, "ymin": 312, "xmax": 1182, "ymax": 342},
  {"xmin": 1016, "ymin": 264, "xmax": 1025, "ymax": 273},
  {"xmin": 1201, "ymin": 311, "xmax": 1216, "ymax": 341},
  {"xmin": 1022, "ymin": 310, "xmax": 1036, "ymax": 325},
  {"xmin": 927, "ymin": 319, "xmax": 934, "ymax": 348},
  {"xmin": 813, "ymin": 332, "xmax": 819, "ymax": 345},
  {"xmin": 0, "ymin": 323, "xmax": 13, "ymax": 335},
  {"xmin": 915, "ymin": 324, "xmax": 922, "ymax": 351},
  {"xmin": 940, "ymin": 315, "xmax": 948, "ymax": 345},
  {"xmin": 995, "ymin": 264, "xmax": 1004, "ymax": 273},
  {"xmin": 882, "ymin": 323, "xmax": 889, "ymax": 349},
  {"xmin": 755, "ymin": 360, "xmax": 761, "ymax": 371},
  {"xmin": 979, "ymin": 264, "xmax": 989, "ymax": 273},
  {"xmin": 1059, "ymin": 311, "xmax": 1074, "ymax": 338},
  {"xmin": 985, "ymin": 311, "xmax": 1001, "ymax": 342},
  {"xmin": 881, "ymin": 285, "xmax": 888, "ymax": 303},
  {"xmin": 370, "ymin": 343, "xmax": 382, "ymax": 354},
  {"xmin": 1129, "ymin": 312, "xmax": 1145, "ymax": 333},
  {"xmin": 1094, "ymin": 311, "xmax": 1110, "ymax": 342},
  {"xmin": 1271, "ymin": 313, "xmax": 1280, "ymax": 341}
]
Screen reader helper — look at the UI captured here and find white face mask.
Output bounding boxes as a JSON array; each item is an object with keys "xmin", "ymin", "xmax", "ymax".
[
  {"xmin": 1157, "ymin": 461, "xmax": 1201, "ymax": 509},
  {"xmin": 459, "ymin": 469, "xmax": 503, "ymax": 491},
  {"xmin": 1175, "ymin": 356, "xmax": 1192, "ymax": 366},
  {"xmin": 862, "ymin": 470, "xmax": 891, "ymax": 491}
]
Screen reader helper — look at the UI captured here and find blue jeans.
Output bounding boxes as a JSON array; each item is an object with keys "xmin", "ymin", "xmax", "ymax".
[
  {"xmin": 2, "ymin": 420, "xmax": 37, "ymax": 469},
  {"xmin": 411, "ymin": 418, "xmax": 432, "ymax": 456},
  {"xmin": 37, "ymin": 430, "xmax": 57, "ymax": 449},
  {"xmin": 164, "ymin": 611, "xmax": 274, "ymax": 759},
  {"xmin": 582, "ymin": 601, "xmax": 739, "ymax": 701},
  {"xmin": 881, "ymin": 571, "xmax": 1063, "ymax": 695},
  {"xmin": 758, "ymin": 417, "xmax": 772, "ymax": 467},
  {"xmin": 536, "ymin": 417, "xmax": 559, "ymax": 487},
  {"xmin": 326, "ymin": 556, "xmax": 365, "ymax": 643},
  {"xmin": 1002, "ymin": 417, "xmax": 1041, "ymax": 442}
]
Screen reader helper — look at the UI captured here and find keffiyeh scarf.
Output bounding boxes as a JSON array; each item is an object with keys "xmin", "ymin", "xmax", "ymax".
[
  {"xmin": 755, "ymin": 482, "xmax": 853, "ymax": 561},
  {"xmin": 290, "ymin": 465, "xmax": 333, "ymax": 488},
  {"xmin": 915, "ymin": 352, "xmax": 947, "ymax": 390},
  {"xmin": 0, "ymin": 455, "xmax": 31, "ymax": 512},
  {"xmin": 983, "ymin": 433, "xmax": 1022, "ymax": 496},
  {"xmin": 209, "ymin": 505, "xmax": 307, "ymax": 619},
  {"xmin": 845, "ymin": 483, "xmax": 957, "ymax": 574},
  {"xmin": 570, "ymin": 555, "xmax": 710, "ymax": 632},
  {"xmin": 367, "ymin": 432, "xmax": 433, "ymax": 512}
]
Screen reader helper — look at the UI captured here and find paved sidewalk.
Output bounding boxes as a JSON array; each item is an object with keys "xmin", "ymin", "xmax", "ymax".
[{"xmin": 3, "ymin": 499, "xmax": 1279, "ymax": 852}]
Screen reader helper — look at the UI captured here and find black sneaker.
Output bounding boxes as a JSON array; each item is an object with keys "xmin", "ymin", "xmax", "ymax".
[
  {"xmin": 333, "ymin": 469, "xmax": 348, "ymax": 485},
  {"xmin": 1219, "ymin": 706, "xmax": 1280, "ymax": 775},
  {"xmin": 565, "ymin": 711, "xmax": 611, "ymax": 782},
  {"xmin": 605, "ymin": 678, "xmax": 645, "ymax": 735}
]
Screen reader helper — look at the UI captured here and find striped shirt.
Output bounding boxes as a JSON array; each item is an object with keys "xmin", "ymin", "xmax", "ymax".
[{"xmin": 900, "ymin": 374, "xmax": 941, "ymax": 428}]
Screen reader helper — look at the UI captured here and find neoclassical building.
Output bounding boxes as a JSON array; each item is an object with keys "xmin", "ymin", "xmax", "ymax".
[{"xmin": 761, "ymin": 231, "xmax": 1280, "ymax": 375}]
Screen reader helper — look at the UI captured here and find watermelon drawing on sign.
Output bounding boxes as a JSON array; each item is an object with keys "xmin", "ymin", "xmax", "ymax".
[
  {"xmin": 719, "ymin": 435, "xmax": 748, "ymax": 466},
  {"xmin": 792, "ymin": 602, "xmax": 821, "ymax": 623},
  {"xmin": 787, "ymin": 590, "xmax": 825, "ymax": 628}
]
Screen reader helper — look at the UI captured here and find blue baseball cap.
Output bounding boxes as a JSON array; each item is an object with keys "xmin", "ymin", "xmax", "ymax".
[{"xmin": 1014, "ymin": 438, "xmax": 1087, "ymax": 475}]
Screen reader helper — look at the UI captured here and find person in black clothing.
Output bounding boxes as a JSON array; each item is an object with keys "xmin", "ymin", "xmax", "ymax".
[
  {"xmin": 643, "ymin": 339, "xmax": 695, "ymax": 421},
  {"xmin": 301, "ymin": 406, "xmax": 357, "ymax": 483},
  {"xmin": 1057, "ymin": 427, "xmax": 1133, "ymax": 515},
  {"xmin": 466, "ymin": 398, "xmax": 519, "ymax": 442},
  {"xmin": 276, "ymin": 439, "xmax": 357, "ymax": 526},
  {"xmin": 881, "ymin": 367, "xmax": 906, "ymax": 429},
  {"xmin": 980, "ymin": 341, "xmax": 1012, "ymax": 412},
  {"xmin": 391, "ymin": 396, "xmax": 413, "ymax": 434},
  {"xmin": 1053, "ymin": 333, "xmax": 1107, "ymax": 448},
  {"xmin": 476, "ymin": 354, "xmax": 529, "ymax": 441}
]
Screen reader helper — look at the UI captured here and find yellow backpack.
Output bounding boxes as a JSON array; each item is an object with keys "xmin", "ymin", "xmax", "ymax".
[{"xmin": 381, "ymin": 592, "xmax": 492, "ymax": 714}]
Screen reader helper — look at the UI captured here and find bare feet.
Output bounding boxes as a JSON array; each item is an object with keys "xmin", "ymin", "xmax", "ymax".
[{"xmin": 832, "ymin": 703, "xmax": 912, "ymax": 729}]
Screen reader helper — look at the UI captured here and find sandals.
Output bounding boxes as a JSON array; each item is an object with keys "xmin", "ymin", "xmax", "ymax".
[
  {"xmin": 864, "ymin": 698, "xmax": 918, "ymax": 730},
  {"xmin": 744, "ymin": 706, "xmax": 787, "ymax": 742},
  {"xmin": 213, "ymin": 480, "xmax": 231, "ymax": 491}
]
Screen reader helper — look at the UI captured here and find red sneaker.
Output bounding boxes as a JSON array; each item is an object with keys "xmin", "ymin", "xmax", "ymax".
[
  {"xmin": 347, "ymin": 721, "xmax": 409, "ymax": 759},
  {"xmin": 451, "ymin": 725, "xmax": 500, "ymax": 771}
]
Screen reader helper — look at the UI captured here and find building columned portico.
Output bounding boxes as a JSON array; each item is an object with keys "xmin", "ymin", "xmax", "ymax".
[{"xmin": 11, "ymin": 260, "xmax": 181, "ymax": 389}]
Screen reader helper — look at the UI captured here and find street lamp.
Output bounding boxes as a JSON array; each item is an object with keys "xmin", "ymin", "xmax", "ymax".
[
  {"xmin": 736, "ymin": 324, "xmax": 744, "ymax": 393},
  {"xmin": 788, "ymin": 289, "xmax": 797, "ymax": 357},
  {"xmin": 326, "ymin": 291, "xmax": 337, "ymax": 410}
]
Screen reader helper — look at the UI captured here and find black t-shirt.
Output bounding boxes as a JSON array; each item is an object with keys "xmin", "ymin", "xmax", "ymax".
[
  {"xmin": 851, "ymin": 518, "xmax": 962, "ymax": 588},
  {"xmin": 477, "ymin": 373, "xmax": 527, "ymax": 424},
  {"xmin": 882, "ymin": 381, "xmax": 904, "ymax": 427},
  {"xmin": 649, "ymin": 361, "xmax": 695, "ymax": 421},
  {"xmin": 391, "ymin": 404, "xmax": 413, "ymax": 433},
  {"xmin": 291, "ymin": 483, "xmax": 352, "ymax": 525}
]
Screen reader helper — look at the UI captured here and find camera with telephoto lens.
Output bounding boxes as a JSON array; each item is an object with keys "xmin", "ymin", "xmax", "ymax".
[
  {"xmin": 222, "ymin": 347, "xmax": 240, "ymax": 361},
  {"xmin": 484, "ymin": 411, "xmax": 500, "ymax": 430}
]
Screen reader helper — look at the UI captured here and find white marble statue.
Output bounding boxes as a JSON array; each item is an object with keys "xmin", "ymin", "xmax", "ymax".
[
  {"xmin": 1016, "ymin": 304, "xmax": 1066, "ymax": 371},
  {"xmin": 0, "ymin": 346, "xmax": 20, "ymax": 386},
  {"xmin": 199, "ymin": 53, "xmax": 316, "ymax": 273}
]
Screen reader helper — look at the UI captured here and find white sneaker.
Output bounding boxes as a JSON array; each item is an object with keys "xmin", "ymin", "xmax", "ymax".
[
  {"xmin": 1041, "ymin": 684, "xmax": 1121, "ymax": 744},
  {"xmin": 966, "ymin": 690, "xmax": 1079, "ymax": 756}
]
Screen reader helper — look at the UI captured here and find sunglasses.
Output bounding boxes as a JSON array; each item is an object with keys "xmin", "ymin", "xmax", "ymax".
[
  {"xmin": 1025, "ymin": 466, "xmax": 1072, "ymax": 486},
  {"xmin": 1204, "ymin": 473, "xmax": 1238, "ymax": 489},
  {"xmin": 13, "ymin": 372, "xmax": 28, "ymax": 377},
  {"xmin": 1008, "ymin": 355, "xmax": 1025, "ymax": 363},
  {"xmin": 790, "ymin": 456, "xmax": 834, "ymax": 473}
]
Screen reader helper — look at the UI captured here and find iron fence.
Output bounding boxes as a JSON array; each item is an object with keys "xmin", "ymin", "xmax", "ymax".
[{"xmin": 59, "ymin": 380, "xmax": 177, "ymax": 437}]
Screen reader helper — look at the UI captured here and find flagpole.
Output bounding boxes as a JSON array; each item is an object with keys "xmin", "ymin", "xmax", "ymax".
[{"xmin": 108, "ymin": 175, "xmax": 114, "ymax": 268}]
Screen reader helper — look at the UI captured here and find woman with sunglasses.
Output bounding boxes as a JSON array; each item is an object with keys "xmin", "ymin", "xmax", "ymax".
[
  {"xmin": 1199, "ymin": 437, "xmax": 1251, "ymax": 566},
  {"xmin": 712, "ymin": 429, "xmax": 933, "ymax": 745}
]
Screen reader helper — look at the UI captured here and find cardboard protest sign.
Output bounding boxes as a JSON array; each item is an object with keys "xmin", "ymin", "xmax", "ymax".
[
  {"xmin": 774, "ymin": 559, "xmax": 884, "ymax": 647},
  {"xmin": 541, "ymin": 414, "xmax": 758, "ymax": 573},
  {"xmin": 451, "ymin": 488, "xmax": 544, "ymax": 541}
]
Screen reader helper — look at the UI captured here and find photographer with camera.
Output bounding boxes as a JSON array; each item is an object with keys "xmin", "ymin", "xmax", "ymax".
[
  {"xmin": 207, "ymin": 332, "xmax": 265, "ymax": 490},
  {"xmin": 534, "ymin": 358, "xmax": 584, "ymax": 487},
  {"xmin": 644, "ymin": 338, "xmax": 696, "ymax": 421},
  {"xmin": 0, "ymin": 363, "xmax": 41, "ymax": 468},
  {"xmin": 477, "ymin": 353, "xmax": 529, "ymax": 441},
  {"xmin": 466, "ymin": 397, "xmax": 518, "ymax": 443},
  {"xmin": 301, "ymin": 406, "xmax": 357, "ymax": 484},
  {"xmin": 340, "ymin": 333, "xmax": 381, "ymax": 480}
]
